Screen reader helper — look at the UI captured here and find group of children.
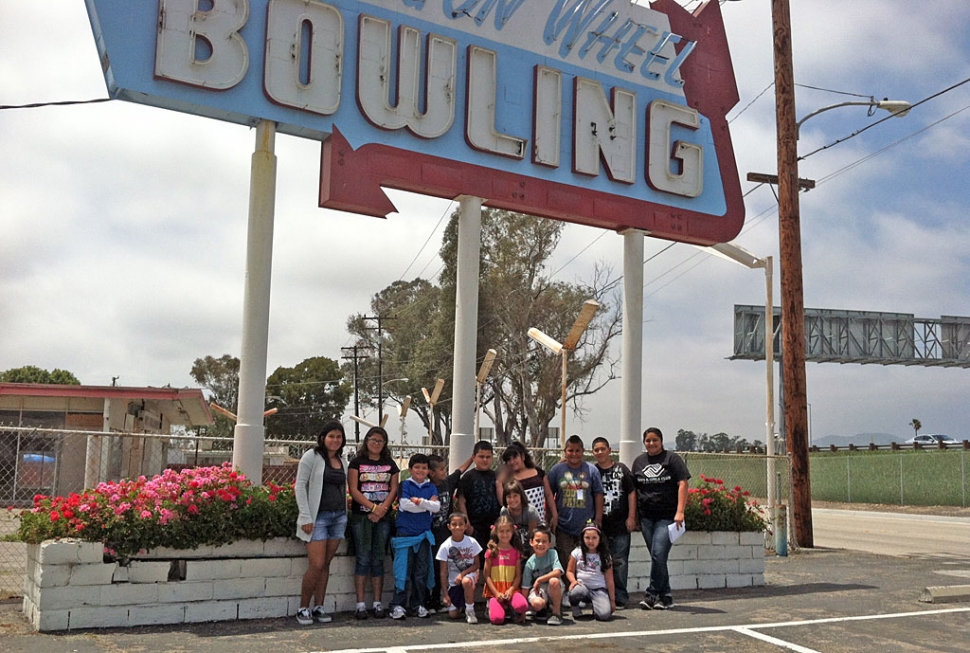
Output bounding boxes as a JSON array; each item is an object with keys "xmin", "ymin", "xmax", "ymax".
[{"xmin": 386, "ymin": 438, "xmax": 620, "ymax": 625}]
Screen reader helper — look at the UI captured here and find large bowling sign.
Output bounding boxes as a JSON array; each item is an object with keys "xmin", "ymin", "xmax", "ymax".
[{"xmin": 85, "ymin": 0, "xmax": 744, "ymax": 242}]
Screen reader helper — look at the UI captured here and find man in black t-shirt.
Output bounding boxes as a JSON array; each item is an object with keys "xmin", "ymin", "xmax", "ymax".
[{"xmin": 632, "ymin": 427, "xmax": 690, "ymax": 611}]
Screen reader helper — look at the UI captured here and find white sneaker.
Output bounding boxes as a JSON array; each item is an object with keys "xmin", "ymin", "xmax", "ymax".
[
  {"xmin": 390, "ymin": 605, "xmax": 407, "ymax": 620},
  {"xmin": 465, "ymin": 610, "xmax": 478, "ymax": 624},
  {"xmin": 312, "ymin": 606, "xmax": 332, "ymax": 623},
  {"xmin": 296, "ymin": 608, "xmax": 313, "ymax": 625},
  {"xmin": 417, "ymin": 606, "xmax": 430, "ymax": 618}
]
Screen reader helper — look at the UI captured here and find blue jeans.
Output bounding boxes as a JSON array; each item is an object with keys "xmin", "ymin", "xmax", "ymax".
[
  {"xmin": 606, "ymin": 531, "xmax": 631, "ymax": 605},
  {"xmin": 639, "ymin": 517, "xmax": 674, "ymax": 598},
  {"xmin": 349, "ymin": 513, "xmax": 391, "ymax": 577},
  {"xmin": 390, "ymin": 539, "xmax": 431, "ymax": 611}
]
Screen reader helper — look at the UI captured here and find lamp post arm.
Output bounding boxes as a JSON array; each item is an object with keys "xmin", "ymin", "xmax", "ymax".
[{"xmin": 796, "ymin": 99, "xmax": 911, "ymax": 138}]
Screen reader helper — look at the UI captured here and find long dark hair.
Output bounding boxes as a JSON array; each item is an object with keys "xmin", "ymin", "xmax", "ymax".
[
  {"xmin": 579, "ymin": 522, "xmax": 612, "ymax": 570},
  {"xmin": 314, "ymin": 421, "xmax": 346, "ymax": 460},
  {"xmin": 487, "ymin": 515, "xmax": 524, "ymax": 560},
  {"xmin": 354, "ymin": 426, "xmax": 392, "ymax": 462},
  {"xmin": 501, "ymin": 441, "xmax": 536, "ymax": 469}
]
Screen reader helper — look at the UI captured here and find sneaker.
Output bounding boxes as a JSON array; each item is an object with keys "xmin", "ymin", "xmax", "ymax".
[
  {"xmin": 615, "ymin": 602, "xmax": 627, "ymax": 610},
  {"xmin": 296, "ymin": 608, "xmax": 313, "ymax": 626},
  {"xmin": 417, "ymin": 606, "xmax": 430, "ymax": 618},
  {"xmin": 547, "ymin": 614, "xmax": 563, "ymax": 626},
  {"xmin": 355, "ymin": 607, "xmax": 369, "ymax": 620},
  {"xmin": 426, "ymin": 607, "xmax": 436, "ymax": 615},
  {"xmin": 465, "ymin": 610, "xmax": 478, "ymax": 624},
  {"xmin": 660, "ymin": 596, "xmax": 674, "ymax": 610},
  {"xmin": 571, "ymin": 605, "xmax": 583, "ymax": 619},
  {"xmin": 534, "ymin": 607, "xmax": 549, "ymax": 621},
  {"xmin": 372, "ymin": 605, "xmax": 386, "ymax": 619},
  {"xmin": 524, "ymin": 609, "xmax": 535, "ymax": 621},
  {"xmin": 639, "ymin": 594, "xmax": 658, "ymax": 610},
  {"xmin": 312, "ymin": 606, "xmax": 332, "ymax": 623},
  {"xmin": 390, "ymin": 605, "xmax": 407, "ymax": 620}
]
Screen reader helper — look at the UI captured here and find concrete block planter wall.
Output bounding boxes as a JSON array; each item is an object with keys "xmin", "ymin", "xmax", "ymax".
[{"xmin": 23, "ymin": 532, "xmax": 764, "ymax": 631}]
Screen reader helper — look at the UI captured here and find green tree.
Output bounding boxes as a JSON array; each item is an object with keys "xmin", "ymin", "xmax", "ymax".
[
  {"xmin": 345, "ymin": 279, "xmax": 452, "ymax": 444},
  {"xmin": 909, "ymin": 418, "xmax": 921, "ymax": 436},
  {"xmin": 189, "ymin": 354, "xmax": 240, "ymax": 440},
  {"xmin": 0, "ymin": 366, "xmax": 80, "ymax": 385},
  {"xmin": 356, "ymin": 208, "xmax": 621, "ymax": 447},
  {"xmin": 675, "ymin": 429, "xmax": 698, "ymax": 452},
  {"xmin": 265, "ymin": 356, "xmax": 351, "ymax": 440}
]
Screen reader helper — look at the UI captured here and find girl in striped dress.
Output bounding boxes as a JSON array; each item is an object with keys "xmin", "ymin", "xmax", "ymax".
[{"xmin": 483, "ymin": 516, "xmax": 529, "ymax": 624}]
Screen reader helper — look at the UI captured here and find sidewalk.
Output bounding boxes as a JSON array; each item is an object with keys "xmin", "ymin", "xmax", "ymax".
[{"xmin": 2, "ymin": 546, "xmax": 968, "ymax": 653}]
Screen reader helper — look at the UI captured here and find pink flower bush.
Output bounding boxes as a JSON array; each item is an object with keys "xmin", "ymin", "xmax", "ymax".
[
  {"xmin": 684, "ymin": 474, "xmax": 767, "ymax": 532},
  {"xmin": 16, "ymin": 463, "xmax": 296, "ymax": 558}
]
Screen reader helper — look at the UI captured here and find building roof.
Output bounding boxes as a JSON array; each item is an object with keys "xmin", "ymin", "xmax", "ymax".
[{"xmin": 0, "ymin": 383, "xmax": 213, "ymax": 426}]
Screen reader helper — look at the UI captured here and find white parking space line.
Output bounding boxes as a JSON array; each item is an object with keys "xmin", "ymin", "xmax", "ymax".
[
  {"xmin": 311, "ymin": 607, "xmax": 970, "ymax": 653},
  {"xmin": 734, "ymin": 627, "xmax": 821, "ymax": 653}
]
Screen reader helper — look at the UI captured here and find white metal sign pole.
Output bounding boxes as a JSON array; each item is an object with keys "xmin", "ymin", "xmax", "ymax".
[
  {"xmin": 232, "ymin": 120, "xmax": 278, "ymax": 485},
  {"xmin": 449, "ymin": 195, "xmax": 483, "ymax": 470},
  {"xmin": 619, "ymin": 229, "xmax": 645, "ymax": 467}
]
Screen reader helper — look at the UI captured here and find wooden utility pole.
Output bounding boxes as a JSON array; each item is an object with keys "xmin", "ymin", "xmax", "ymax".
[{"xmin": 771, "ymin": 0, "xmax": 813, "ymax": 547}]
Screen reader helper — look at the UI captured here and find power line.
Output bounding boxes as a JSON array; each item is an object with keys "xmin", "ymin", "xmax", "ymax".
[{"xmin": 0, "ymin": 98, "xmax": 111, "ymax": 110}]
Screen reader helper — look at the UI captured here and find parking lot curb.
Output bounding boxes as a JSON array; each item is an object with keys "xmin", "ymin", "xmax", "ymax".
[{"xmin": 919, "ymin": 585, "xmax": 970, "ymax": 603}]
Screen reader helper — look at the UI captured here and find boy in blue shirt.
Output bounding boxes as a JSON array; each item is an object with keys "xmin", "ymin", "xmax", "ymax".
[
  {"xmin": 389, "ymin": 454, "xmax": 440, "ymax": 620},
  {"xmin": 547, "ymin": 435, "xmax": 604, "ymax": 571}
]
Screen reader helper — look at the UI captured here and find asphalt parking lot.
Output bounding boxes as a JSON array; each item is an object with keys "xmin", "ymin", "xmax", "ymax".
[{"xmin": 1, "ymin": 547, "xmax": 968, "ymax": 653}]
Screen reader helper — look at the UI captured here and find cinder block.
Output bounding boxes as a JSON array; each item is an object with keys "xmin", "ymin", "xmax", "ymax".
[
  {"xmin": 668, "ymin": 545, "xmax": 697, "ymax": 561},
  {"xmin": 211, "ymin": 540, "xmax": 264, "ymax": 558},
  {"xmin": 726, "ymin": 574, "xmax": 754, "ymax": 588},
  {"xmin": 113, "ymin": 566, "xmax": 129, "ymax": 583},
  {"xmin": 697, "ymin": 574, "xmax": 727, "ymax": 589},
  {"xmin": 628, "ymin": 541, "xmax": 650, "ymax": 563},
  {"xmin": 237, "ymin": 557, "xmax": 290, "ymax": 578},
  {"xmin": 739, "ymin": 556, "xmax": 765, "ymax": 574},
  {"xmin": 264, "ymin": 575, "xmax": 304, "ymax": 597},
  {"xmin": 323, "ymin": 574, "xmax": 356, "ymax": 596},
  {"xmin": 100, "ymin": 582, "xmax": 158, "ymax": 606},
  {"xmin": 186, "ymin": 559, "xmax": 241, "ymax": 581},
  {"xmin": 137, "ymin": 544, "xmax": 214, "ymax": 559},
  {"xmin": 157, "ymin": 581, "xmax": 214, "ymax": 603},
  {"xmin": 263, "ymin": 538, "xmax": 306, "ymax": 557},
  {"xmin": 213, "ymin": 578, "xmax": 265, "ymax": 600},
  {"xmin": 238, "ymin": 597, "xmax": 289, "ymax": 620},
  {"xmin": 76, "ymin": 542, "xmax": 105, "ymax": 564},
  {"xmin": 682, "ymin": 532, "xmax": 712, "ymax": 546},
  {"xmin": 35, "ymin": 584, "xmax": 101, "ymax": 611},
  {"xmin": 128, "ymin": 561, "xmax": 172, "ymax": 584},
  {"xmin": 33, "ymin": 562, "xmax": 71, "ymax": 588},
  {"xmin": 69, "ymin": 563, "xmax": 117, "ymax": 586},
  {"xmin": 627, "ymin": 561, "xmax": 651, "ymax": 580},
  {"xmin": 665, "ymin": 560, "xmax": 684, "ymax": 577},
  {"xmin": 129, "ymin": 603, "xmax": 186, "ymax": 626},
  {"xmin": 68, "ymin": 606, "xmax": 130, "ymax": 629},
  {"xmin": 740, "ymin": 531, "xmax": 766, "ymax": 546},
  {"xmin": 710, "ymin": 532, "xmax": 740, "ymax": 546},
  {"xmin": 670, "ymin": 575, "xmax": 697, "ymax": 591},
  {"xmin": 683, "ymin": 559, "xmax": 738, "ymax": 575},
  {"xmin": 26, "ymin": 543, "xmax": 40, "ymax": 564},
  {"xmin": 290, "ymin": 558, "xmax": 309, "ymax": 576},
  {"xmin": 37, "ymin": 540, "xmax": 82, "ymax": 566},
  {"xmin": 34, "ymin": 608, "xmax": 71, "ymax": 632},
  {"xmin": 699, "ymin": 545, "xmax": 750, "ymax": 560},
  {"xmin": 183, "ymin": 600, "xmax": 238, "ymax": 623}
]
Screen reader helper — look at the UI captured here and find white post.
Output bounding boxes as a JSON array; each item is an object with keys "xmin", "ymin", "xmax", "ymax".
[
  {"xmin": 764, "ymin": 256, "xmax": 781, "ymax": 549},
  {"xmin": 449, "ymin": 195, "xmax": 483, "ymax": 469},
  {"xmin": 232, "ymin": 120, "xmax": 277, "ymax": 485},
  {"xmin": 619, "ymin": 229, "xmax": 645, "ymax": 467}
]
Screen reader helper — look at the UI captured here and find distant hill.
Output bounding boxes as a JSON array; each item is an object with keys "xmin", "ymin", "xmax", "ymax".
[{"xmin": 812, "ymin": 433, "xmax": 904, "ymax": 448}]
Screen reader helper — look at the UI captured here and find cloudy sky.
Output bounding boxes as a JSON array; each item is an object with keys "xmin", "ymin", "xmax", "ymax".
[{"xmin": 2, "ymin": 1, "xmax": 968, "ymax": 445}]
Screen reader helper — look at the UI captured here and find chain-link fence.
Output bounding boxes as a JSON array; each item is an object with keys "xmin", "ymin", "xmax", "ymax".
[{"xmin": 810, "ymin": 448, "xmax": 970, "ymax": 507}]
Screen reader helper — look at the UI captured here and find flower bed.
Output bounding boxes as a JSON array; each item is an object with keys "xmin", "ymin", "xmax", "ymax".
[{"xmin": 685, "ymin": 475, "xmax": 768, "ymax": 532}]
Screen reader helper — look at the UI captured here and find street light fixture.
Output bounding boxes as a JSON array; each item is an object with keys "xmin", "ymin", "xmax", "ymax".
[
  {"xmin": 474, "ymin": 349, "xmax": 497, "ymax": 441},
  {"xmin": 796, "ymin": 98, "xmax": 912, "ymax": 137},
  {"xmin": 528, "ymin": 299, "xmax": 599, "ymax": 449},
  {"xmin": 421, "ymin": 378, "xmax": 445, "ymax": 445}
]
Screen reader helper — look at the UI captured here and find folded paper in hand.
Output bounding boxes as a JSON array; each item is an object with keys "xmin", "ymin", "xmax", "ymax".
[{"xmin": 667, "ymin": 522, "xmax": 685, "ymax": 544}]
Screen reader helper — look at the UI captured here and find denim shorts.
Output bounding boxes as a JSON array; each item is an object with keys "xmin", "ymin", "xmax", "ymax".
[{"xmin": 311, "ymin": 510, "xmax": 347, "ymax": 541}]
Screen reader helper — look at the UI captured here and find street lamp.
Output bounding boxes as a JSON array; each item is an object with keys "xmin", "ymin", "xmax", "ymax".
[
  {"xmin": 528, "ymin": 300, "xmax": 599, "ymax": 449},
  {"xmin": 796, "ymin": 98, "xmax": 912, "ymax": 137},
  {"xmin": 474, "ymin": 349, "xmax": 497, "ymax": 441},
  {"xmin": 704, "ymin": 242, "xmax": 780, "ymax": 551},
  {"xmin": 421, "ymin": 379, "xmax": 445, "ymax": 445}
]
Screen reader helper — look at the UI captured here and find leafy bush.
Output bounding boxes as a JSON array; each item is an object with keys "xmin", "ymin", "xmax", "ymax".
[
  {"xmin": 685, "ymin": 474, "xmax": 767, "ymax": 532},
  {"xmin": 15, "ymin": 463, "xmax": 297, "ymax": 558}
]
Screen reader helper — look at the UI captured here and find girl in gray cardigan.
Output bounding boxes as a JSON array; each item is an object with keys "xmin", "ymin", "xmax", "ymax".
[{"xmin": 294, "ymin": 421, "xmax": 348, "ymax": 625}]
